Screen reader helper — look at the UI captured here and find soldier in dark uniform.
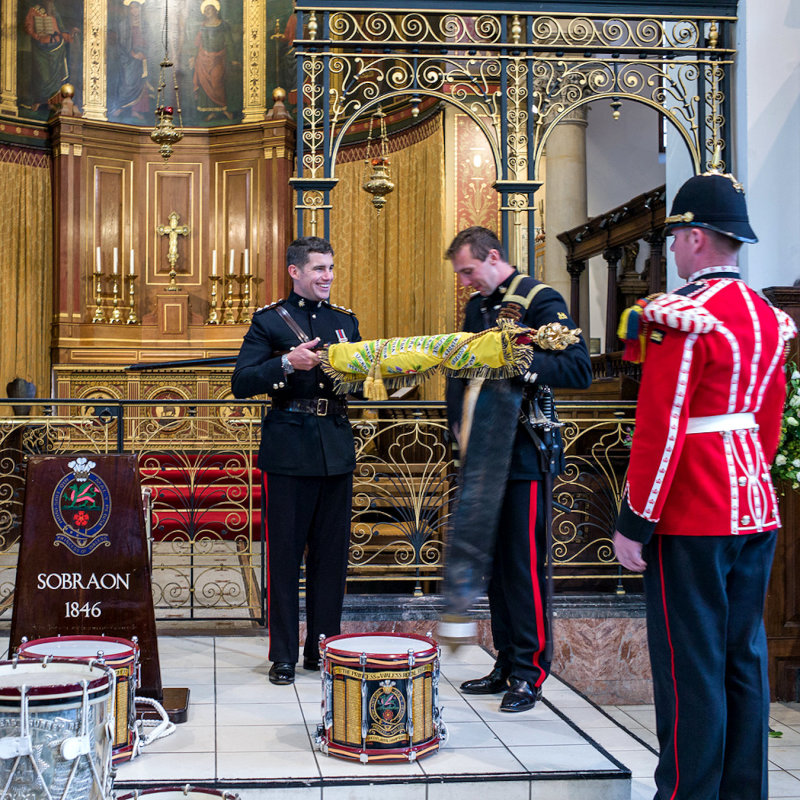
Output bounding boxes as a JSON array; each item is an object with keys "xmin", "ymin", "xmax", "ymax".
[
  {"xmin": 446, "ymin": 226, "xmax": 591, "ymax": 712},
  {"xmin": 232, "ymin": 237, "xmax": 360, "ymax": 686}
]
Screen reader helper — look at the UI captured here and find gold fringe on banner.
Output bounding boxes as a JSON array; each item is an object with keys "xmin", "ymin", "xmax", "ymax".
[{"xmin": 320, "ymin": 320, "xmax": 581, "ymax": 399}]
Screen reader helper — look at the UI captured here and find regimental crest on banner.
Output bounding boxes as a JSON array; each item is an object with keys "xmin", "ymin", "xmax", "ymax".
[
  {"xmin": 50, "ymin": 458, "xmax": 112, "ymax": 556},
  {"xmin": 366, "ymin": 680, "xmax": 406, "ymax": 743}
]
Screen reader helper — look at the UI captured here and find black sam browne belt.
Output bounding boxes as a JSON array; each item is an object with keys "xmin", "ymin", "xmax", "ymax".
[{"xmin": 272, "ymin": 397, "xmax": 348, "ymax": 417}]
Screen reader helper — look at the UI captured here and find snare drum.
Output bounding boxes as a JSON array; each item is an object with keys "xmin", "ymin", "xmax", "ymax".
[
  {"xmin": 316, "ymin": 632, "xmax": 447, "ymax": 763},
  {"xmin": 18, "ymin": 635, "xmax": 139, "ymax": 764},
  {"xmin": 0, "ymin": 658, "xmax": 114, "ymax": 800}
]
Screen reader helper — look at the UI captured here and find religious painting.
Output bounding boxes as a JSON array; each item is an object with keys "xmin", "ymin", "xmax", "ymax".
[
  {"xmin": 107, "ymin": 0, "xmax": 157, "ymax": 122},
  {"xmin": 266, "ymin": 0, "xmax": 296, "ymax": 108},
  {"xmin": 183, "ymin": 0, "xmax": 243, "ymax": 125},
  {"xmin": 17, "ymin": 0, "xmax": 84, "ymax": 120}
]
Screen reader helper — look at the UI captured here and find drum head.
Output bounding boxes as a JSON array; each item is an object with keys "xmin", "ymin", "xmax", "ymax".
[
  {"xmin": 323, "ymin": 633, "xmax": 436, "ymax": 657},
  {"xmin": 0, "ymin": 659, "xmax": 112, "ymax": 708},
  {"xmin": 19, "ymin": 635, "xmax": 135, "ymax": 659}
]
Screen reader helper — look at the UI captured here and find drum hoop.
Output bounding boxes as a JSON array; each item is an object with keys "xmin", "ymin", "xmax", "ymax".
[
  {"xmin": 117, "ymin": 788, "xmax": 240, "ymax": 800},
  {"xmin": 321, "ymin": 632, "xmax": 438, "ymax": 660},
  {"xmin": 0, "ymin": 657, "xmax": 114, "ymax": 701},
  {"xmin": 19, "ymin": 635, "xmax": 137, "ymax": 658}
]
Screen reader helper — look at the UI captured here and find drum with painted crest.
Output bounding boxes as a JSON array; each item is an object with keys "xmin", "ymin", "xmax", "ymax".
[
  {"xmin": 315, "ymin": 632, "xmax": 447, "ymax": 763},
  {"xmin": 0, "ymin": 658, "xmax": 114, "ymax": 800},
  {"xmin": 17, "ymin": 635, "xmax": 139, "ymax": 765}
]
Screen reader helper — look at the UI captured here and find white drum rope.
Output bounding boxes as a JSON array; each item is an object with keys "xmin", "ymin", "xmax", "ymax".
[{"xmin": 131, "ymin": 697, "xmax": 176, "ymax": 757}]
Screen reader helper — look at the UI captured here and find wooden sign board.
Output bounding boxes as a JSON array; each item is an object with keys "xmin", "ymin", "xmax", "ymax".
[{"xmin": 10, "ymin": 454, "xmax": 163, "ymax": 700}]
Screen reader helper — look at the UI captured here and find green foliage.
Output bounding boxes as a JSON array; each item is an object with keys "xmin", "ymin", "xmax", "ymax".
[{"xmin": 772, "ymin": 362, "xmax": 800, "ymax": 490}]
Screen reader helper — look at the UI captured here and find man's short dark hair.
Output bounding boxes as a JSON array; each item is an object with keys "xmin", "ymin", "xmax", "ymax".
[
  {"xmin": 287, "ymin": 236, "xmax": 334, "ymax": 270},
  {"xmin": 445, "ymin": 226, "xmax": 506, "ymax": 262}
]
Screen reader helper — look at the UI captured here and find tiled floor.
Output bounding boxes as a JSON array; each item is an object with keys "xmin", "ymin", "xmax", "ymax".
[
  {"xmin": 7, "ymin": 632, "xmax": 800, "ymax": 799},
  {"xmin": 109, "ymin": 635, "xmax": 639, "ymax": 799}
]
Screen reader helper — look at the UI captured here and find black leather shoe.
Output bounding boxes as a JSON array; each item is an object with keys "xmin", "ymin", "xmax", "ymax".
[
  {"xmin": 500, "ymin": 678, "xmax": 543, "ymax": 712},
  {"xmin": 302, "ymin": 656, "xmax": 320, "ymax": 671},
  {"xmin": 268, "ymin": 661, "xmax": 296, "ymax": 685},
  {"xmin": 460, "ymin": 665, "xmax": 510, "ymax": 695}
]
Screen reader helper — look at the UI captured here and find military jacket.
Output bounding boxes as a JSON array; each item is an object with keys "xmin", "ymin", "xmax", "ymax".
[
  {"xmin": 231, "ymin": 291, "xmax": 361, "ymax": 476},
  {"xmin": 446, "ymin": 270, "xmax": 592, "ymax": 479},
  {"xmin": 616, "ymin": 270, "xmax": 797, "ymax": 544}
]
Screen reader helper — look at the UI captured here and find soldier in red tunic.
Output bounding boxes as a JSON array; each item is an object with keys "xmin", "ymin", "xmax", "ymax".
[{"xmin": 614, "ymin": 169, "xmax": 797, "ymax": 799}]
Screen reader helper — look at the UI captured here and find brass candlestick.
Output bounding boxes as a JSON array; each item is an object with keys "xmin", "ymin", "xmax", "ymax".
[
  {"xmin": 126, "ymin": 273, "xmax": 138, "ymax": 324},
  {"xmin": 223, "ymin": 273, "xmax": 236, "ymax": 324},
  {"xmin": 236, "ymin": 274, "xmax": 253, "ymax": 324},
  {"xmin": 109, "ymin": 273, "xmax": 123, "ymax": 323},
  {"xmin": 207, "ymin": 274, "xmax": 222, "ymax": 324},
  {"xmin": 91, "ymin": 272, "xmax": 106, "ymax": 323}
]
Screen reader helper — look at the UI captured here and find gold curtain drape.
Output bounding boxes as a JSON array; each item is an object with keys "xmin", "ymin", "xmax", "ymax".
[
  {"xmin": 0, "ymin": 152, "xmax": 53, "ymax": 398},
  {"xmin": 330, "ymin": 114, "xmax": 447, "ymax": 399}
]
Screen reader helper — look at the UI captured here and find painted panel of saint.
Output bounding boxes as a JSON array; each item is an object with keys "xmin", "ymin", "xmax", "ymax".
[
  {"xmin": 184, "ymin": 0, "xmax": 243, "ymax": 124},
  {"xmin": 17, "ymin": 0, "xmax": 83, "ymax": 119},
  {"xmin": 107, "ymin": 0, "xmax": 155, "ymax": 122}
]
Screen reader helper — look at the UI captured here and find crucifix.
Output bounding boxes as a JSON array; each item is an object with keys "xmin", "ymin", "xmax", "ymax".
[{"xmin": 156, "ymin": 211, "xmax": 190, "ymax": 291}]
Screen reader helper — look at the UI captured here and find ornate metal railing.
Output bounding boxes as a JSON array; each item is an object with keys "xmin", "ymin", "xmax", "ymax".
[{"xmin": 0, "ymin": 398, "xmax": 639, "ymax": 621}]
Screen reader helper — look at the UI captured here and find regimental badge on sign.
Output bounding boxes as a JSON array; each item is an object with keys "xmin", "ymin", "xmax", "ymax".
[{"xmin": 50, "ymin": 458, "xmax": 112, "ymax": 556}]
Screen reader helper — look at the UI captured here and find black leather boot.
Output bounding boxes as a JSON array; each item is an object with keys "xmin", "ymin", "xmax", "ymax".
[{"xmin": 459, "ymin": 664, "xmax": 510, "ymax": 694}]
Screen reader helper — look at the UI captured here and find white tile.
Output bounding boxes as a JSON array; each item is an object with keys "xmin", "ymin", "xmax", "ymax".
[
  {"xmin": 235, "ymin": 789, "xmax": 320, "ymax": 800},
  {"xmin": 428, "ymin": 779, "xmax": 530, "ymax": 800},
  {"xmin": 487, "ymin": 717, "xmax": 584, "ymax": 748},
  {"xmin": 768, "ymin": 769, "xmax": 800, "ymax": 797},
  {"xmin": 530, "ymin": 777, "xmax": 630, "ymax": 799},
  {"xmin": 771, "ymin": 747, "xmax": 800, "ymax": 771},
  {"xmin": 323, "ymin": 783, "xmax": 426, "ymax": 800},
  {"xmin": 114, "ymin": 751, "xmax": 216, "ymax": 782},
  {"xmin": 216, "ymin": 701, "xmax": 305, "ymax": 726},
  {"xmin": 509, "ymin": 743, "xmax": 618, "ymax": 773},
  {"xmin": 138, "ymin": 724, "xmax": 215, "ymax": 753},
  {"xmin": 420, "ymin": 745, "xmax": 525, "ymax": 776},
  {"xmin": 217, "ymin": 749, "xmax": 320, "ymax": 780},
  {"xmin": 183, "ymin": 684, "xmax": 216, "ymax": 704},
  {"xmin": 630, "ymin": 776, "xmax": 658, "ymax": 800},
  {"xmin": 556, "ymin": 704, "xmax": 617, "ymax": 728},
  {"xmin": 438, "ymin": 701, "xmax": 484, "ymax": 724},
  {"xmin": 214, "ymin": 665, "xmax": 270, "ymax": 684},
  {"xmin": 440, "ymin": 721, "xmax": 502, "ymax": 748},
  {"xmin": 217, "ymin": 723, "xmax": 314, "ymax": 753},
  {"xmin": 180, "ymin": 702, "xmax": 216, "ymax": 727},
  {"xmin": 585, "ymin": 725, "xmax": 657, "ymax": 753},
  {"xmin": 216, "ymin": 682, "xmax": 300, "ymax": 704},
  {"xmin": 608, "ymin": 746, "xmax": 659, "ymax": 779}
]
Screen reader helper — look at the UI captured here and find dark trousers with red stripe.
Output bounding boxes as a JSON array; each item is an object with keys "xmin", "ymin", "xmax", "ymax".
[
  {"xmin": 643, "ymin": 531, "xmax": 776, "ymax": 800},
  {"xmin": 488, "ymin": 479, "xmax": 550, "ymax": 687},
  {"xmin": 263, "ymin": 472, "xmax": 353, "ymax": 665}
]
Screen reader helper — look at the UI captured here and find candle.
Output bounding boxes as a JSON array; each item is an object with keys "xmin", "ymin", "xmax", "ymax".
[
  {"xmin": 212, "ymin": 250, "xmax": 217, "ymax": 276},
  {"xmin": 229, "ymin": 249, "xmax": 234, "ymax": 275},
  {"xmin": 129, "ymin": 249, "xmax": 135, "ymax": 275},
  {"xmin": 244, "ymin": 249, "xmax": 250, "ymax": 275},
  {"xmin": 113, "ymin": 247, "xmax": 118, "ymax": 274},
  {"xmin": 96, "ymin": 247, "xmax": 102, "ymax": 273}
]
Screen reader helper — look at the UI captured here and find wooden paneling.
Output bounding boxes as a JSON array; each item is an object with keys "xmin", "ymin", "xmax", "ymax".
[{"xmin": 48, "ymin": 113, "xmax": 295, "ymax": 367}]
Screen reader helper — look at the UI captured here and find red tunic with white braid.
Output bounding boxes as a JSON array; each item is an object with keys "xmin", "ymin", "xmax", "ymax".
[{"xmin": 617, "ymin": 275, "xmax": 797, "ymax": 544}]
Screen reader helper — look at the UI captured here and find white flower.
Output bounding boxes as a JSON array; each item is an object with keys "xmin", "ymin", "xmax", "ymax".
[
  {"xmin": 776, "ymin": 454, "xmax": 787, "ymax": 466},
  {"xmin": 789, "ymin": 417, "xmax": 800, "ymax": 427},
  {"xmin": 794, "ymin": 459, "xmax": 800, "ymax": 468},
  {"xmin": 790, "ymin": 395, "xmax": 800, "ymax": 408},
  {"xmin": 792, "ymin": 370, "xmax": 800, "ymax": 381}
]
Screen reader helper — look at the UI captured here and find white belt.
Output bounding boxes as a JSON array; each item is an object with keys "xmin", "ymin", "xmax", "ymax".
[{"xmin": 686, "ymin": 412, "xmax": 757, "ymax": 434}]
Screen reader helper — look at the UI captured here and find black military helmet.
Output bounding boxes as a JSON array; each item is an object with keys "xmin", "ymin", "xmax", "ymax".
[{"xmin": 664, "ymin": 171, "xmax": 757, "ymax": 244}]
